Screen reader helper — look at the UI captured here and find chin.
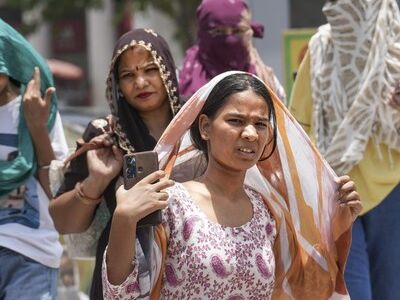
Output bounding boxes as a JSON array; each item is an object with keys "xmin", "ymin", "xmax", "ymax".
[{"xmin": 218, "ymin": 159, "xmax": 257, "ymax": 173}]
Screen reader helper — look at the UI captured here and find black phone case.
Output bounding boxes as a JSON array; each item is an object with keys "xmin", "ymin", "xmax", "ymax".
[{"xmin": 123, "ymin": 151, "xmax": 162, "ymax": 227}]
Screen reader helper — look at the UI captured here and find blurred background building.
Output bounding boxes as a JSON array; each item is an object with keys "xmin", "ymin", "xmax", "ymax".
[
  {"xmin": 2, "ymin": 0, "xmax": 399, "ymax": 111},
  {"xmin": 0, "ymin": 0, "xmax": 330, "ymax": 110}
]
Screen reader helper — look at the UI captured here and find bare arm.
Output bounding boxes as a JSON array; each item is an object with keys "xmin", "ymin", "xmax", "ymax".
[
  {"xmin": 23, "ymin": 67, "xmax": 56, "ymax": 198},
  {"xmin": 106, "ymin": 171, "xmax": 173, "ymax": 284},
  {"xmin": 49, "ymin": 136, "xmax": 123, "ymax": 234},
  {"xmin": 49, "ymin": 174, "xmax": 110, "ymax": 233}
]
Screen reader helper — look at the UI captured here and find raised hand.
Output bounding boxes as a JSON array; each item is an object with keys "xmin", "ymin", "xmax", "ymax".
[
  {"xmin": 23, "ymin": 67, "xmax": 54, "ymax": 132},
  {"xmin": 336, "ymin": 175, "xmax": 362, "ymax": 221},
  {"xmin": 83, "ymin": 133, "xmax": 124, "ymax": 199},
  {"xmin": 114, "ymin": 170, "xmax": 174, "ymax": 225},
  {"xmin": 86, "ymin": 134, "xmax": 123, "ymax": 178}
]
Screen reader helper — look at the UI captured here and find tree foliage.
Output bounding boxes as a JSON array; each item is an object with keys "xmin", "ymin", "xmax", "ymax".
[{"xmin": 2, "ymin": 0, "xmax": 201, "ymax": 51}]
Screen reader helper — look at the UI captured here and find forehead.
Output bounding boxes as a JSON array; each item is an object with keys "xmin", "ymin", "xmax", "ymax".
[
  {"xmin": 118, "ymin": 46, "xmax": 154, "ymax": 67},
  {"xmin": 198, "ymin": 0, "xmax": 247, "ymax": 27},
  {"xmin": 217, "ymin": 90, "xmax": 270, "ymax": 115}
]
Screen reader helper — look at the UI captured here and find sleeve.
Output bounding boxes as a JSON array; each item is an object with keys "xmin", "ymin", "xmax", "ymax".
[
  {"xmin": 288, "ymin": 50, "xmax": 314, "ymax": 139},
  {"xmin": 56, "ymin": 117, "xmax": 111, "ymax": 196},
  {"xmin": 49, "ymin": 112, "xmax": 69, "ymax": 160},
  {"xmin": 102, "ymin": 246, "xmax": 142, "ymax": 300},
  {"xmin": 101, "ymin": 186, "xmax": 178, "ymax": 299},
  {"xmin": 102, "ymin": 229, "xmax": 163, "ymax": 300}
]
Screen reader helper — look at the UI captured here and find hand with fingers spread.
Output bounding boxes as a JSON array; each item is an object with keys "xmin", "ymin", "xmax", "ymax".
[
  {"xmin": 84, "ymin": 133, "xmax": 124, "ymax": 199},
  {"xmin": 114, "ymin": 170, "xmax": 175, "ymax": 226},
  {"xmin": 336, "ymin": 175, "xmax": 362, "ymax": 221},
  {"xmin": 23, "ymin": 67, "xmax": 55, "ymax": 132}
]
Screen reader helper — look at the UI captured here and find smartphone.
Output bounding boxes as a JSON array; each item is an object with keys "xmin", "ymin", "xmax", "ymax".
[{"xmin": 123, "ymin": 151, "xmax": 162, "ymax": 227}]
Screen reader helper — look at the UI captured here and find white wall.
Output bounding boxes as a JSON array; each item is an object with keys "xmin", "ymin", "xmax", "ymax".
[
  {"xmin": 86, "ymin": 0, "xmax": 115, "ymax": 109},
  {"xmin": 248, "ymin": 0, "xmax": 289, "ymax": 83}
]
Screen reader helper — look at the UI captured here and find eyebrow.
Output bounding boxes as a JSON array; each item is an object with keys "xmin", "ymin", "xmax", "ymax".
[
  {"xmin": 119, "ymin": 61, "xmax": 157, "ymax": 73},
  {"xmin": 226, "ymin": 112, "xmax": 270, "ymax": 122}
]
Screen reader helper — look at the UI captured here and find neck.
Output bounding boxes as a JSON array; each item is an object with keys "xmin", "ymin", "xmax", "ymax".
[
  {"xmin": 199, "ymin": 160, "xmax": 247, "ymax": 200},
  {"xmin": 0, "ymin": 82, "xmax": 19, "ymax": 106},
  {"xmin": 139, "ymin": 100, "xmax": 172, "ymax": 141}
]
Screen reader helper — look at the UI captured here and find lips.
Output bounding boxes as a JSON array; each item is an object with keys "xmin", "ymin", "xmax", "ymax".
[
  {"xmin": 236, "ymin": 146, "xmax": 257, "ymax": 159},
  {"xmin": 136, "ymin": 92, "xmax": 154, "ymax": 99},
  {"xmin": 238, "ymin": 147, "xmax": 255, "ymax": 154}
]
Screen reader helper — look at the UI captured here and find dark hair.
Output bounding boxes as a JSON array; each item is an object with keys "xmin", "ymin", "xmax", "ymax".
[
  {"xmin": 9, "ymin": 76, "xmax": 21, "ymax": 88},
  {"xmin": 190, "ymin": 73, "xmax": 277, "ymax": 161}
]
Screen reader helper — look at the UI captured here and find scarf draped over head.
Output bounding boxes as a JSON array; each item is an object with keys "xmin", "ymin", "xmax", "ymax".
[
  {"xmin": 105, "ymin": 28, "xmax": 181, "ymax": 154},
  {"xmin": 309, "ymin": 0, "xmax": 400, "ymax": 175},
  {"xmin": 153, "ymin": 71, "xmax": 354, "ymax": 299},
  {"xmin": 179, "ymin": 0, "xmax": 280, "ymax": 99},
  {"xmin": 0, "ymin": 18, "xmax": 57, "ymax": 196}
]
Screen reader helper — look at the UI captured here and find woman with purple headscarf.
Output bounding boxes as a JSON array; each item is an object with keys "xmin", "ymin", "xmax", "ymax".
[{"xmin": 179, "ymin": 0, "xmax": 286, "ymax": 103}]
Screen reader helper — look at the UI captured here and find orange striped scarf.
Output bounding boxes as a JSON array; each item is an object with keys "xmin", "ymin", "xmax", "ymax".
[{"xmin": 153, "ymin": 71, "xmax": 353, "ymax": 299}]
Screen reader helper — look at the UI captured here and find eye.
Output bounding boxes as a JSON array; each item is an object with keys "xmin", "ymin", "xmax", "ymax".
[
  {"xmin": 209, "ymin": 27, "xmax": 225, "ymax": 36},
  {"xmin": 119, "ymin": 72, "xmax": 134, "ymax": 80},
  {"xmin": 145, "ymin": 66, "xmax": 158, "ymax": 73},
  {"xmin": 227, "ymin": 118, "xmax": 243, "ymax": 125},
  {"xmin": 255, "ymin": 122, "xmax": 269, "ymax": 128},
  {"xmin": 233, "ymin": 27, "xmax": 244, "ymax": 35}
]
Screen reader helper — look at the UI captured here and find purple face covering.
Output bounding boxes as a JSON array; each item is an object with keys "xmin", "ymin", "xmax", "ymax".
[{"xmin": 179, "ymin": 0, "xmax": 264, "ymax": 99}]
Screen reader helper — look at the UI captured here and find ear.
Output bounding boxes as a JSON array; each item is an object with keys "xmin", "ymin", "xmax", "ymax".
[{"xmin": 198, "ymin": 114, "xmax": 211, "ymax": 140}]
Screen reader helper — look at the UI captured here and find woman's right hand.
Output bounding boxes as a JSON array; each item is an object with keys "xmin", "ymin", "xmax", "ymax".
[
  {"xmin": 114, "ymin": 170, "xmax": 174, "ymax": 225},
  {"xmin": 83, "ymin": 134, "xmax": 124, "ymax": 198},
  {"xmin": 86, "ymin": 134, "xmax": 123, "ymax": 178}
]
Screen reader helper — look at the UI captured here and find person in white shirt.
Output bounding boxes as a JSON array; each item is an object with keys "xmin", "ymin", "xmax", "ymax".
[{"xmin": 0, "ymin": 19, "xmax": 68, "ymax": 300}]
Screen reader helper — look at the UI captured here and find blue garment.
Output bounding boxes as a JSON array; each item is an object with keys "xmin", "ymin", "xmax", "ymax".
[
  {"xmin": 0, "ymin": 247, "xmax": 58, "ymax": 300},
  {"xmin": 345, "ymin": 183, "xmax": 400, "ymax": 300}
]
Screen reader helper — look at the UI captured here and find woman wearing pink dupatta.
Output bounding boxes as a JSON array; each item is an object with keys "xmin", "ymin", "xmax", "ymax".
[
  {"xmin": 179, "ymin": 0, "xmax": 286, "ymax": 103},
  {"xmin": 102, "ymin": 71, "xmax": 360, "ymax": 299}
]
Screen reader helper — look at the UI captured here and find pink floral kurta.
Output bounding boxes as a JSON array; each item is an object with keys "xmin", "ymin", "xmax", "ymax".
[{"xmin": 103, "ymin": 183, "xmax": 276, "ymax": 299}]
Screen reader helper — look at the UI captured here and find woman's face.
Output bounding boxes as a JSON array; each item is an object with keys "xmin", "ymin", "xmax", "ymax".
[
  {"xmin": 117, "ymin": 46, "xmax": 168, "ymax": 113},
  {"xmin": 200, "ymin": 89, "xmax": 272, "ymax": 173}
]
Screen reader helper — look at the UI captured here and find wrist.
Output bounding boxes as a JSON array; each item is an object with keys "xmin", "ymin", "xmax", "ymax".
[
  {"xmin": 74, "ymin": 182, "xmax": 103, "ymax": 206},
  {"xmin": 81, "ymin": 177, "xmax": 108, "ymax": 199},
  {"xmin": 27, "ymin": 123, "xmax": 48, "ymax": 135},
  {"xmin": 80, "ymin": 177, "xmax": 107, "ymax": 199},
  {"xmin": 113, "ymin": 206, "xmax": 139, "ymax": 227}
]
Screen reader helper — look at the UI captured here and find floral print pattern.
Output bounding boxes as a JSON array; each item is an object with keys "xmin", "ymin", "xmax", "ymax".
[{"xmin": 103, "ymin": 183, "xmax": 276, "ymax": 299}]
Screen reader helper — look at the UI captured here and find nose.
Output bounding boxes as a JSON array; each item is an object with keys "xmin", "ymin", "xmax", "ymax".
[
  {"xmin": 241, "ymin": 125, "xmax": 258, "ymax": 141},
  {"xmin": 135, "ymin": 74, "xmax": 148, "ymax": 89}
]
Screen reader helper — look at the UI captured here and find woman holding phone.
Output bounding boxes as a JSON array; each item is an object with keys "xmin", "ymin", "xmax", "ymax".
[
  {"xmin": 102, "ymin": 72, "xmax": 362, "ymax": 299},
  {"xmin": 49, "ymin": 28, "xmax": 181, "ymax": 299}
]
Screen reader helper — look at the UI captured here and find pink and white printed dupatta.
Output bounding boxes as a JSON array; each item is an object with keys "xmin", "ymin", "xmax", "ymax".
[{"xmin": 153, "ymin": 71, "xmax": 353, "ymax": 299}]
